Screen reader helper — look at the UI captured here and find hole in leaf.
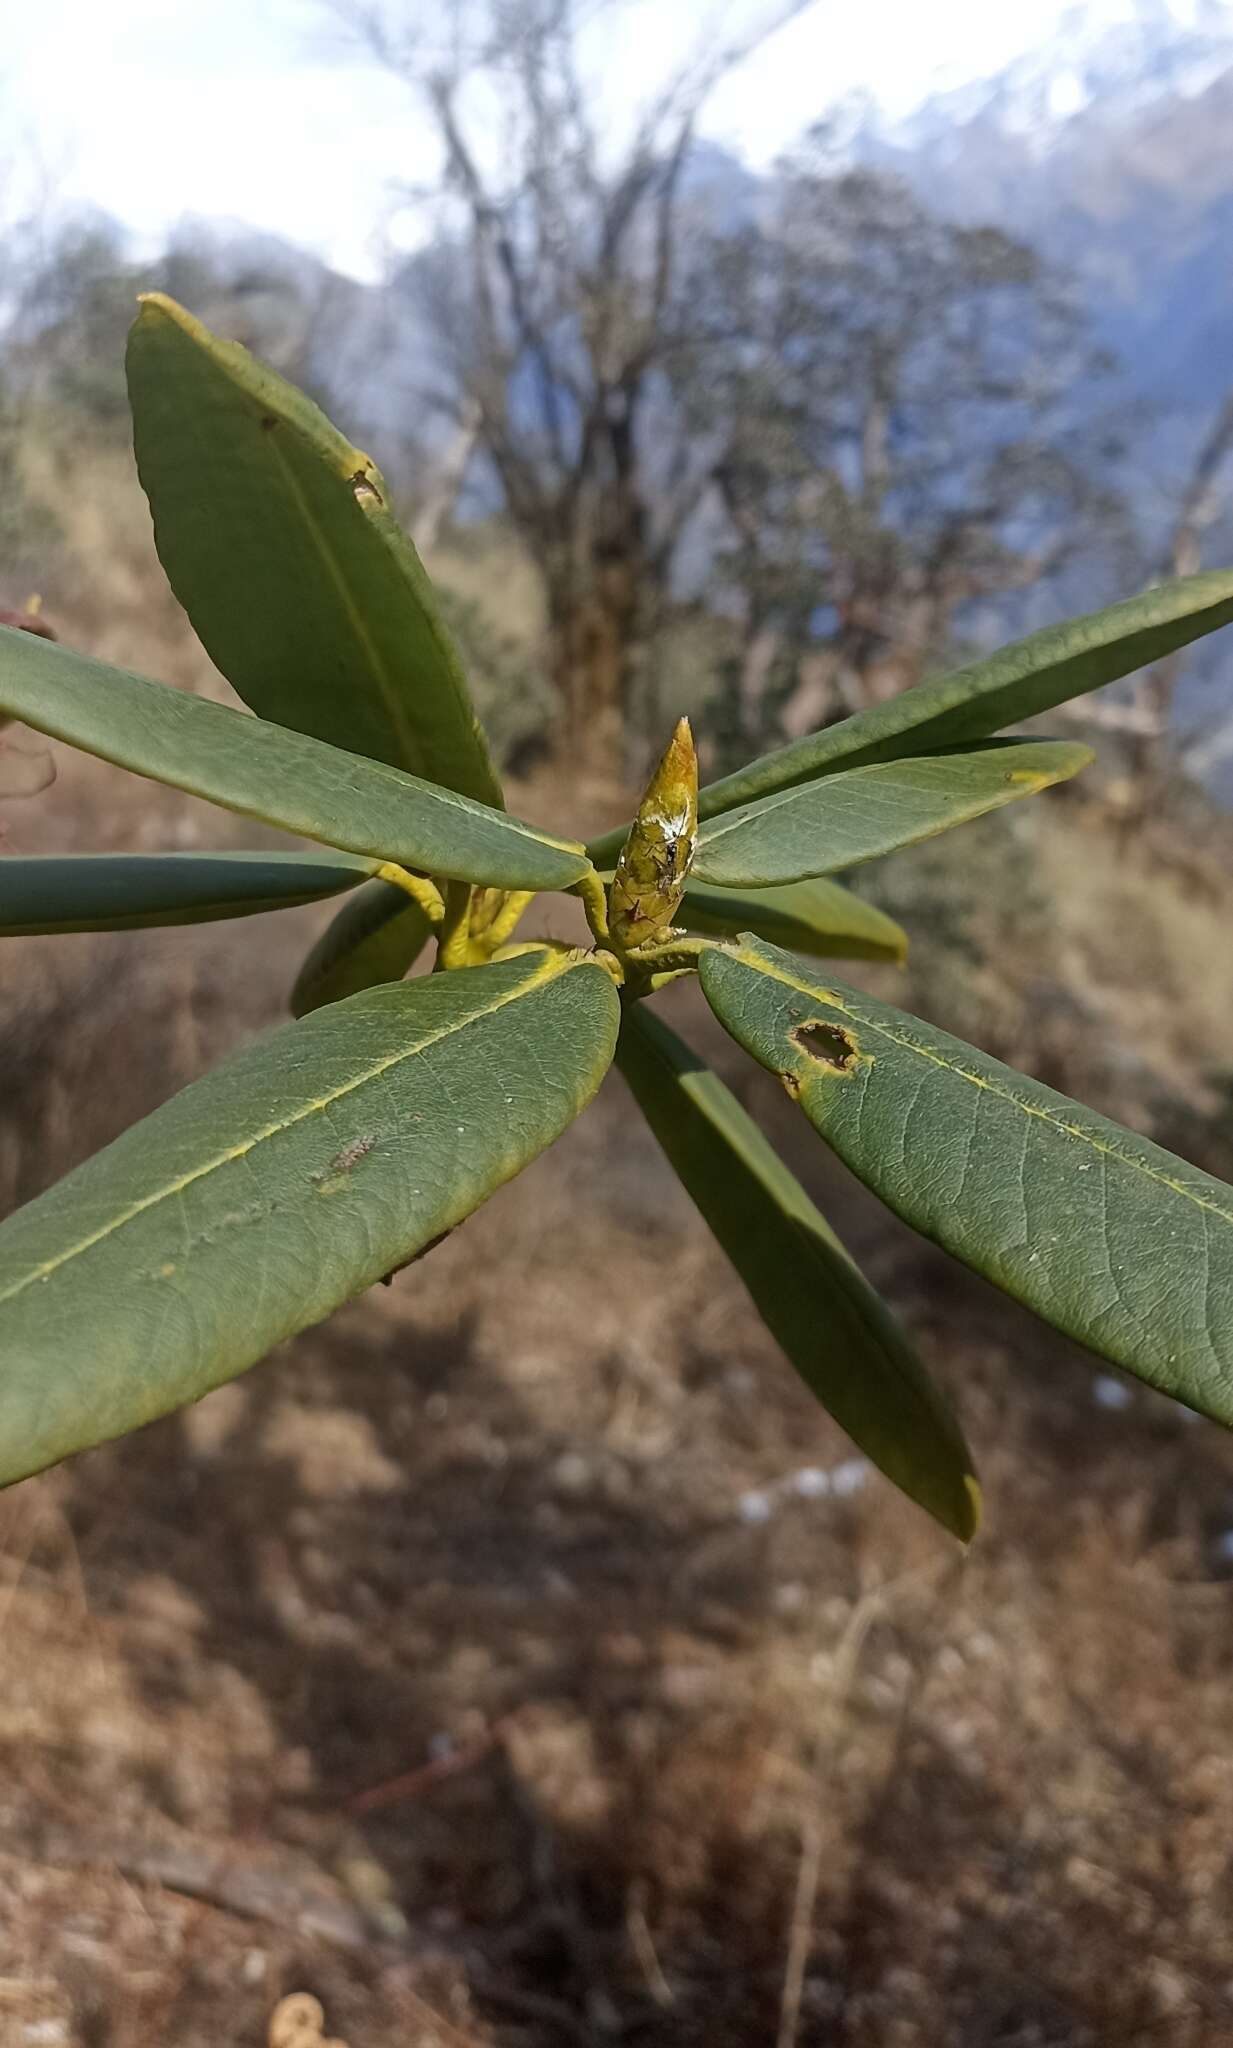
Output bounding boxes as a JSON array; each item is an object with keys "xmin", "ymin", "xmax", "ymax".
[{"xmin": 790, "ymin": 1020, "xmax": 857, "ymax": 1072}]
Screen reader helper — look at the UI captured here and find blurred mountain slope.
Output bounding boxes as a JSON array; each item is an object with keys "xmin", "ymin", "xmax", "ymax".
[{"xmin": 849, "ymin": 0, "xmax": 1233, "ymax": 409}]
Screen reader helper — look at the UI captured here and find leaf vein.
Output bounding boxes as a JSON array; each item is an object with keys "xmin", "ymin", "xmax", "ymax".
[
  {"xmin": 744, "ymin": 952, "xmax": 1233, "ymax": 1233},
  {"xmin": 265, "ymin": 430, "xmax": 421, "ymax": 773},
  {"xmin": 0, "ymin": 959, "xmax": 573, "ymax": 1307}
]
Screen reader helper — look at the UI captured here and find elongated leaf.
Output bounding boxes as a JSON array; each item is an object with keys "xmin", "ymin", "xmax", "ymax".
[
  {"xmin": 0, "ymin": 948, "xmax": 618, "ymax": 1486},
  {"xmin": 0, "ymin": 850, "xmax": 376, "ymax": 935},
  {"xmin": 678, "ymin": 877, "xmax": 906, "ymax": 962},
  {"xmin": 128, "ymin": 295, "xmax": 503, "ymax": 807},
  {"xmin": 0, "ymin": 628, "xmax": 590, "ymax": 893},
  {"xmin": 701, "ymin": 937, "xmax": 1233, "ymax": 1426},
  {"xmin": 291, "ymin": 878, "xmax": 434, "ymax": 1018},
  {"xmin": 617, "ymin": 1006, "xmax": 977, "ymax": 1537},
  {"xmin": 586, "ymin": 572, "xmax": 1233, "ymax": 863},
  {"xmin": 691, "ymin": 740, "xmax": 1090, "ymax": 888}
]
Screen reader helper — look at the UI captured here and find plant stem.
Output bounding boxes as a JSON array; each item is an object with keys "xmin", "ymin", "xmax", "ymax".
[
  {"xmin": 627, "ymin": 936, "xmax": 710, "ymax": 976},
  {"xmin": 573, "ymin": 869, "xmax": 612, "ymax": 949},
  {"xmin": 621, "ymin": 934, "xmax": 716, "ymax": 998},
  {"xmin": 376, "ymin": 863, "xmax": 446, "ymax": 925},
  {"xmin": 481, "ymin": 889, "xmax": 535, "ymax": 953},
  {"xmin": 435, "ymin": 880, "xmax": 474, "ymax": 970}
]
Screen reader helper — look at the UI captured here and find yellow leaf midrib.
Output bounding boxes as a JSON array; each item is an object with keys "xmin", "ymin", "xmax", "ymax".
[
  {"xmin": 0, "ymin": 954, "xmax": 580, "ymax": 1309},
  {"xmin": 731, "ymin": 945, "xmax": 1233, "ymax": 1235}
]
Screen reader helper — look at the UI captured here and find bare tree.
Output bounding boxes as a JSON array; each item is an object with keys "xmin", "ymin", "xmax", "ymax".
[
  {"xmin": 336, "ymin": 0, "xmax": 816, "ymax": 768},
  {"xmin": 1128, "ymin": 392, "xmax": 1233, "ymax": 777},
  {"xmin": 5, "ymin": 216, "xmax": 364, "ymax": 444},
  {"xmin": 674, "ymin": 155, "xmax": 1127, "ymax": 754},
  {"xmin": 1047, "ymin": 392, "xmax": 1233, "ymax": 803}
]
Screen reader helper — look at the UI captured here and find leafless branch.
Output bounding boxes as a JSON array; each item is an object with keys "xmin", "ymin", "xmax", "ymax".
[
  {"xmin": 1157, "ymin": 389, "xmax": 1233, "ymax": 582},
  {"xmin": 330, "ymin": 0, "xmax": 824, "ymax": 750}
]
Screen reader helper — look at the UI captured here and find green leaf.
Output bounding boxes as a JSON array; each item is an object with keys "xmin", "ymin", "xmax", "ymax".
[
  {"xmin": 0, "ymin": 948, "xmax": 618, "ymax": 1487},
  {"xmin": 0, "ymin": 850, "xmax": 377, "ymax": 935},
  {"xmin": 127, "ymin": 295, "xmax": 503, "ymax": 808},
  {"xmin": 691, "ymin": 740, "xmax": 1090, "ymax": 888},
  {"xmin": 586, "ymin": 572, "xmax": 1233, "ymax": 864},
  {"xmin": 291, "ymin": 879, "xmax": 434, "ymax": 1018},
  {"xmin": 617, "ymin": 1006, "xmax": 978, "ymax": 1538},
  {"xmin": 678, "ymin": 877, "xmax": 907, "ymax": 963},
  {"xmin": 0, "ymin": 627, "xmax": 591, "ymax": 894},
  {"xmin": 701, "ymin": 936, "xmax": 1233, "ymax": 1427}
]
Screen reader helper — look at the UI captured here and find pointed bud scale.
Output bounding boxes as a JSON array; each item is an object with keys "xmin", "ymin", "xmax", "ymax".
[{"xmin": 609, "ymin": 717, "xmax": 698, "ymax": 949}]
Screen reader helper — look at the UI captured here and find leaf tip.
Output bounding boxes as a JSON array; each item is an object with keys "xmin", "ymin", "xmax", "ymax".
[
  {"xmin": 958, "ymin": 1473, "xmax": 983, "ymax": 1543},
  {"xmin": 132, "ymin": 290, "xmax": 192, "ymax": 332},
  {"xmin": 129, "ymin": 292, "xmax": 221, "ymax": 369},
  {"xmin": 130, "ymin": 293, "xmax": 253, "ymax": 376},
  {"xmin": 1007, "ymin": 740, "xmax": 1093, "ymax": 794}
]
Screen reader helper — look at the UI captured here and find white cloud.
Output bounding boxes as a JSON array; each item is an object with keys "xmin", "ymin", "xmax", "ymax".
[{"xmin": 4, "ymin": 0, "xmax": 1227, "ymax": 280}]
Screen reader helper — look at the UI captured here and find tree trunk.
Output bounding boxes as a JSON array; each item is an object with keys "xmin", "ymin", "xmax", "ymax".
[
  {"xmin": 411, "ymin": 400, "xmax": 481, "ymax": 556},
  {"xmin": 547, "ymin": 541, "xmax": 643, "ymax": 778}
]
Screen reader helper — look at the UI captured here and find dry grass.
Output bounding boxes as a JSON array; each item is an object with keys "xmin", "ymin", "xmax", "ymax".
[{"xmin": 2, "ymin": 464, "xmax": 1233, "ymax": 2046}]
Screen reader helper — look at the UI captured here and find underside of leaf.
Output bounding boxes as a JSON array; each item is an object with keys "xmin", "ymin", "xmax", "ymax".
[
  {"xmin": 290, "ymin": 877, "xmax": 436, "ymax": 1017},
  {"xmin": 0, "ymin": 851, "xmax": 375, "ymax": 935},
  {"xmin": 617, "ymin": 1005, "xmax": 978, "ymax": 1538}
]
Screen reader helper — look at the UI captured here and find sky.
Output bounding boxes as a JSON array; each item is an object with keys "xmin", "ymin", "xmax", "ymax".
[{"xmin": 0, "ymin": 0, "xmax": 1219, "ymax": 282}]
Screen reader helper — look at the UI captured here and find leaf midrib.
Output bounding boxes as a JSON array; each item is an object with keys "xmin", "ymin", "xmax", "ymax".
[
  {"xmin": 698, "ymin": 775, "xmax": 841, "ymax": 849},
  {"xmin": 697, "ymin": 757, "xmax": 979, "ymax": 854},
  {"xmin": 262, "ymin": 428, "xmax": 422, "ymax": 774},
  {"xmin": 698, "ymin": 751, "xmax": 1052, "ymax": 853},
  {"xmin": 0, "ymin": 640, "xmax": 581, "ymax": 865},
  {"xmin": 737, "ymin": 948, "xmax": 1233, "ymax": 1232},
  {"xmin": 0, "ymin": 955, "xmax": 574, "ymax": 1307}
]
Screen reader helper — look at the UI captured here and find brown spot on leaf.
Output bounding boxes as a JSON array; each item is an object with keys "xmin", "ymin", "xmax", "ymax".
[
  {"xmin": 312, "ymin": 1136, "xmax": 377, "ymax": 1193},
  {"xmin": 350, "ymin": 469, "xmax": 382, "ymax": 504},
  {"xmin": 790, "ymin": 1020, "xmax": 858, "ymax": 1072}
]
